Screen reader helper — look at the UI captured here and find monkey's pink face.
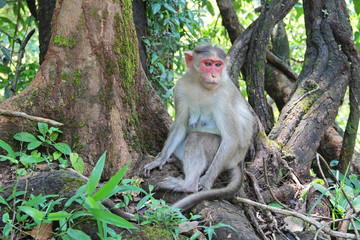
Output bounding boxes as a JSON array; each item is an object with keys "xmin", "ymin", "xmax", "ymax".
[{"xmin": 200, "ymin": 58, "xmax": 224, "ymax": 87}]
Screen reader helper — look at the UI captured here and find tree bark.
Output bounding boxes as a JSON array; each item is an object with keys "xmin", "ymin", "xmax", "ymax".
[
  {"xmin": 0, "ymin": 0, "xmax": 171, "ymax": 177},
  {"xmin": 38, "ymin": 0, "xmax": 56, "ymax": 65},
  {"xmin": 269, "ymin": 0, "xmax": 350, "ymax": 180}
]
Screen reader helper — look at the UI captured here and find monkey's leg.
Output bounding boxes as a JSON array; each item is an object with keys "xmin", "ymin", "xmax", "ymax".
[
  {"xmin": 198, "ymin": 146, "xmax": 245, "ymax": 191},
  {"xmin": 157, "ymin": 132, "xmax": 210, "ymax": 192}
]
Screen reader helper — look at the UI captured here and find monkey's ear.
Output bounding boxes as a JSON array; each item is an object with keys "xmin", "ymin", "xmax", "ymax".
[{"xmin": 184, "ymin": 51, "xmax": 194, "ymax": 69}]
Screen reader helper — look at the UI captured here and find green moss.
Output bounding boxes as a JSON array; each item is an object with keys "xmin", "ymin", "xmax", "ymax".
[
  {"xmin": 102, "ymin": 9, "xmax": 108, "ymax": 19},
  {"xmin": 127, "ymin": 226, "xmax": 173, "ymax": 240},
  {"xmin": 61, "ymin": 72, "xmax": 70, "ymax": 81},
  {"xmin": 73, "ymin": 70, "xmax": 82, "ymax": 85},
  {"xmin": 53, "ymin": 35, "xmax": 76, "ymax": 48},
  {"xmin": 72, "ymin": 133, "xmax": 85, "ymax": 153},
  {"xmin": 90, "ymin": 8, "xmax": 96, "ymax": 16},
  {"xmin": 112, "ymin": 2, "xmax": 153, "ymax": 153},
  {"xmin": 300, "ymin": 97, "xmax": 312, "ymax": 114},
  {"xmin": 77, "ymin": 14, "xmax": 87, "ymax": 31}
]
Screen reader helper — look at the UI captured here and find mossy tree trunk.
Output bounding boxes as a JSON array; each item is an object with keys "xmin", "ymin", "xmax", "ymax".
[{"xmin": 0, "ymin": 0, "xmax": 171, "ymax": 177}]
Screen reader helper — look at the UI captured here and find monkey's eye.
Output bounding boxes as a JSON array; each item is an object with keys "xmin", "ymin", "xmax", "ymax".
[
  {"xmin": 215, "ymin": 62, "xmax": 222, "ymax": 67},
  {"xmin": 204, "ymin": 61, "xmax": 212, "ymax": 66}
]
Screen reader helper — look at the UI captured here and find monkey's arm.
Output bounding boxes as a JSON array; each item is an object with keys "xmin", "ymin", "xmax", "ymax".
[
  {"xmin": 143, "ymin": 124, "xmax": 187, "ymax": 177},
  {"xmin": 143, "ymin": 94, "xmax": 189, "ymax": 177}
]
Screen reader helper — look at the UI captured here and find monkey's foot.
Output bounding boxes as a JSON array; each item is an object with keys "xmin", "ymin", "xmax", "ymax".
[{"xmin": 198, "ymin": 176, "xmax": 212, "ymax": 191}]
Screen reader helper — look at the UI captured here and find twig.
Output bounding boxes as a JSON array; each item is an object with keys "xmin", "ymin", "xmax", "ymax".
[
  {"xmin": 0, "ymin": 28, "xmax": 21, "ymax": 44},
  {"xmin": 0, "ymin": 109, "xmax": 64, "ymax": 127},
  {"xmin": 315, "ymin": 154, "xmax": 329, "ymax": 187},
  {"xmin": 246, "ymin": 170, "xmax": 279, "ymax": 230},
  {"xmin": 233, "ymin": 197, "xmax": 357, "ymax": 239},
  {"xmin": 11, "ymin": 29, "xmax": 35, "ymax": 95},
  {"xmin": 314, "ymin": 218, "xmax": 351, "ymax": 240}
]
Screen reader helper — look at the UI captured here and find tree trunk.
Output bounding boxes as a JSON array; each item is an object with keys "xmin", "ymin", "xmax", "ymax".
[
  {"xmin": 269, "ymin": 0, "xmax": 350, "ymax": 179},
  {"xmin": 0, "ymin": 0, "xmax": 171, "ymax": 177}
]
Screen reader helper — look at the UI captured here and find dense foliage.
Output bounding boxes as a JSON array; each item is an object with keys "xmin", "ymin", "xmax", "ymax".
[{"xmin": 0, "ymin": 0, "xmax": 39, "ymax": 100}]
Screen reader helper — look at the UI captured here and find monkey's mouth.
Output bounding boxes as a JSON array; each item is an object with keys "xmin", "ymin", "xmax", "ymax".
[{"xmin": 204, "ymin": 80, "xmax": 218, "ymax": 85}]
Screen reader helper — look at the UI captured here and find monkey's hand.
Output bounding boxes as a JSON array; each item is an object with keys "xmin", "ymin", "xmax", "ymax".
[
  {"xmin": 198, "ymin": 175, "xmax": 213, "ymax": 191},
  {"xmin": 143, "ymin": 155, "xmax": 175, "ymax": 177}
]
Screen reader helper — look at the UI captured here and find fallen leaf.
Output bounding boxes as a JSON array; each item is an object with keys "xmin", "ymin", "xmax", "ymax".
[
  {"xmin": 179, "ymin": 221, "xmax": 199, "ymax": 234},
  {"xmin": 29, "ymin": 222, "xmax": 53, "ymax": 240}
]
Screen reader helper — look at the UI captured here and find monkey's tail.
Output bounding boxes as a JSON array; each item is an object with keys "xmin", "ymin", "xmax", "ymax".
[{"xmin": 172, "ymin": 165, "xmax": 243, "ymax": 211}]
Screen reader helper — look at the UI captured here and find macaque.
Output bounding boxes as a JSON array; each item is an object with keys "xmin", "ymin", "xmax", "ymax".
[{"xmin": 143, "ymin": 44, "xmax": 254, "ymax": 211}]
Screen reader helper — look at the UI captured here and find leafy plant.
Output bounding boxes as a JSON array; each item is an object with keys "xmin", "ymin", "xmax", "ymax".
[
  {"xmin": 0, "ymin": 0, "xmax": 39, "ymax": 99},
  {"xmin": 0, "ymin": 151, "xmax": 138, "ymax": 239},
  {"xmin": 0, "ymin": 122, "xmax": 81, "ymax": 173},
  {"xmin": 136, "ymin": 185, "xmax": 200, "ymax": 238},
  {"xmin": 312, "ymin": 169, "xmax": 360, "ymax": 230},
  {"xmin": 144, "ymin": 0, "xmax": 206, "ymax": 108}
]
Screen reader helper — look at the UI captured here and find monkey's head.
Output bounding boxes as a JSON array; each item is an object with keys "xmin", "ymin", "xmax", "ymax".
[{"xmin": 184, "ymin": 44, "xmax": 228, "ymax": 90}]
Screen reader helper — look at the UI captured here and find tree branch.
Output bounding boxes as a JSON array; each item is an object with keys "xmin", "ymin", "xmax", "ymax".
[
  {"xmin": 0, "ymin": 109, "xmax": 64, "ymax": 127},
  {"xmin": 11, "ymin": 29, "xmax": 36, "ymax": 96}
]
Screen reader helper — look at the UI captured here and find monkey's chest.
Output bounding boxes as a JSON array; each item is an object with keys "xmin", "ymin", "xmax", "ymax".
[{"xmin": 188, "ymin": 107, "xmax": 219, "ymax": 134}]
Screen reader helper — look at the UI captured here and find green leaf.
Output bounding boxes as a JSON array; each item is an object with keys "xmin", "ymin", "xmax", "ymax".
[
  {"xmin": 206, "ymin": 1, "xmax": 215, "ymax": 16},
  {"xmin": 93, "ymin": 162, "xmax": 130, "ymax": 201},
  {"xmin": 152, "ymin": 3, "xmax": 161, "ymax": 14},
  {"xmin": 1, "ymin": 46, "xmax": 10, "ymax": 61},
  {"xmin": 27, "ymin": 140, "xmax": 42, "ymax": 150},
  {"xmin": 14, "ymin": 132, "xmax": 37, "ymax": 142},
  {"xmin": 3, "ymin": 223, "xmax": 11, "ymax": 238},
  {"xmin": 354, "ymin": 0, "xmax": 360, "ymax": 15},
  {"xmin": 38, "ymin": 122, "xmax": 48, "ymax": 136},
  {"xmin": 312, "ymin": 183, "xmax": 332, "ymax": 197},
  {"xmin": 268, "ymin": 202, "xmax": 285, "ymax": 209},
  {"xmin": 65, "ymin": 185, "xmax": 86, "ymax": 207},
  {"xmin": 18, "ymin": 206, "xmax": 44, "ymax": 220},
  {"xmin": 0, "ymin": 195, "xmax": 10, "ymax": 208},
  {"xmin": 88, "ymin": 208, "xmax": 137, "ymax": 229},
  {"xmin": 0, "ymin": 155, "xmax": 18, "ymax": 164},
  {"xmin": 2, "ymin": 212, "xmax": 9, "ymax": 222},
  {"xmin": 0, "ymin": 139, "xmax": 16, "ymax": 158},
  {"xmin": 37, "ymin": 135, "xmax": 45, "ymax": 142},
  {"xmin": 84, "ymin": 196, "xmax": 99, "ymax": 209},
  {"xmin": 70, "ymin": 153, "xmax": 84, "ymax": 174},
  {"xmin": 48, "ymin": 211, "xmax": 72, "ymax": 221},
  {"xmin": 116, "ymin": 185, "xmax": 145, "ymax": 194},
  {"xmin": 66, "ymin": 228, "xmax": 91, "ymax": 240},
  {"xmin": 49, "ymin": 132, "xmax": 58, "ymax": 141},
  {"xmin": 20, "ymin": 155, "xmax": 44, "ymax": 165},
  {"xmin": 49, "ymin": 127, "xmax": 63, "ymax": 134},
  {"xmin": 136, "ymin": 194, "xmax": 153, "ymax": 210},
  {"xmin": 85, "ymin": 151, "xmax": 106, "ymax": 195},
  {"xmin": 163, "ymin": 3, "xmax": 176, "ymax": 13},
  {"xmin": 53, "ymin": 143, "xmax": 71, "ymax": 155},
  {"xmin": 25, "ymin": 194, "xmax": 43, "ymax": 207},
  {"xmin": 53, "ymin": 151, "xmax": 62, "ymax": 160}
]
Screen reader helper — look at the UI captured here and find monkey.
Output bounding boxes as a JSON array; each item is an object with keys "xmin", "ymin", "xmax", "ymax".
[{"xmin": 143, "ymin": 44, "xmax": 254, "ymax": 211}]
